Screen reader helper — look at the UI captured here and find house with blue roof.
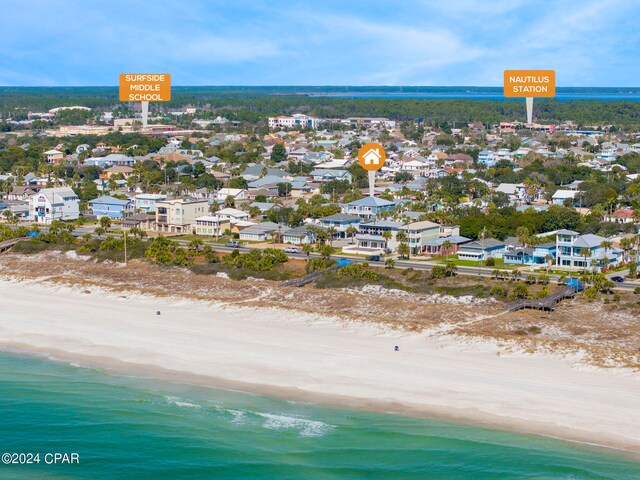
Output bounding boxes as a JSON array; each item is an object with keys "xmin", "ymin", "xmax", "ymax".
[
  {"xmin": 343, "ymin": 196, "xmax": 396, "ymax": 220},
  {"xmin": 319, "ymin": 213, "xmax": 360, "ymax": 239},
  {"xmin": 554, "ymin": 230, "xmax": 621, "ymax": 270},
  {"xmin": 310, "ymin": 169, "xmax": 352, "ymax": 183},
  {"xmin": 457, "ymin": 239, "xmax": 506, "ymax": 262},
  {"xmin": 89, "ymin": 195, "xmax": 133, "ymax": 219},
  {"xmin": 248, "ymin": 175, "xmax": 290, "ymax": 189}
]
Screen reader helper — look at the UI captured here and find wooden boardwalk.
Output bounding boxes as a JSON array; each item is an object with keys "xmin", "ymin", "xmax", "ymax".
[
  {"xmin": 281, "ymin": 265, "xmax": 339, "ymax": 287},
  {"xmin": 0, "ymin": 237, "xmax": 29, "ymax": 253},
  {"xmin": 506, "ymin": 286, "xmax": 577, "ymax": 312}
]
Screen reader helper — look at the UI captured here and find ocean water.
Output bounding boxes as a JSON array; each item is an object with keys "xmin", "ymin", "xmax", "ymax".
[{"xmin": 1, "ymin": 352, "xmax": 639, "ymax": 480}]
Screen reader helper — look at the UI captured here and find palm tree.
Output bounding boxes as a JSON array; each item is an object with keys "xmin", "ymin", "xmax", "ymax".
[
  {"xmin": 620, "ymin": 237, "xmax": 632, "ymax": 263},
  {"xmin": 544, "ymin": 253, "xmax": 554, "ymax": 273},
  {"xmin": 440, "ymin": 240, "xmax": 453, "ymax": 261},
  {"xmin": 599, "ymin": 240, "xmax": 612, "ymax": 269},
  {"xmin": 326, "ymin": 226, "xmax": 337, "ymax": 246},
  {"xmin": 381, "ymin": 230, "xmax": 393, "ymax": 249},
  {"xmin": 345, "ymin": 225, "xmax": 358, "ymax": 245},
  {"xmin": 395, "ymin": 230, "xmax": 409, "ymax": 259},
  {"xmin": 579, "ymin": 247, "xmax": 592, "ymax": 275},
  {"xmin": 515, "ymin": 226, "xmax": 530, "ymax": 248}
]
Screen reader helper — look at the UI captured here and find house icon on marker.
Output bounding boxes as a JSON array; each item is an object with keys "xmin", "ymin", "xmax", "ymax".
[{"xmin": 362, "ymin": 147, "xmax": 382, "ymax": 165}]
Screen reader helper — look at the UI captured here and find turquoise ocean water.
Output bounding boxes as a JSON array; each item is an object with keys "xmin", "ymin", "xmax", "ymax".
[{"xmin": 1, "ymin": 351, "xmax": 639, "ymax": 480}]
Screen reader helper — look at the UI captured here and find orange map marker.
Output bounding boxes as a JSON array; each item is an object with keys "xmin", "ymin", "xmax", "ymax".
[{"xmin": 358, "ymin": 143, "xmax": 386, "ymax": 197}]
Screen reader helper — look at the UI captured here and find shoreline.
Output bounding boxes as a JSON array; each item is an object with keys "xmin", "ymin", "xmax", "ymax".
[
  {"xmin": 2, "ymin": 342, "xmax": 640, "ymax": 461},
  {"xmin": 1, "ymin": 275, "xmax": 639, "ymax": 456}
]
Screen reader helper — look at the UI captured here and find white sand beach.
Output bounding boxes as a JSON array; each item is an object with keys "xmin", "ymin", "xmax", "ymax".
[{"xmin": 1, "ymin": 277, "xmax": 639, "ymax": 453}]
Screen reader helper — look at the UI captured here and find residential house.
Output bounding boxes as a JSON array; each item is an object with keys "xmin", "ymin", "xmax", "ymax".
[
  {"xmin": 192, "ymin": 215, "xmax": 231, "ymax": 236},
  {"xmin": 319, "ymin": 213, "xmax": 360, "ymax": 239},
  {"xmin": 215, "ymin": 207, "xmax": 251, "ymax": 223},
  {"xmin": 343, "ymin": 196, "xmax": 396, "ymax": 220},
  {"xmin": 282, "ymin": 225, "xmax": 317, "ymax": 245},
  {"xmin": 359, "ymin": 219, "xmax": 404, "ymax": 251},
  {"xmin": 155, "ymin": 198, "xmax": 209, "ymax": 234},
  {"xmin": 477, "ymin": 150, "xmax": 497, "ymax": 166},
  {"xmin": 89, "ymin": 195, "xmax": 133, "ymax": 219},
  {"xmin": 121, "ymin": 213, "xmax": 155, "ymax": 231},
  {"xmin": 310, "ymin": 169, "xmax": 352, "ymax": 184},
  {"xmin": 44, "ymin": 149, "xmax": 64, "ymax": 164},
  {"xmin": 238, "ymin": 222, "xmax": 288, "ymax": 242},
  {"xmin": 555, "ymin": 230, "xmax": 622, "ymax": 269},
  {"xmin": 552, "ymin": 190, "xmax": 579, "ymax": 206},
  {"xmin": 422, "ymin": 235, "xmax": 471, "ymax": 257},
  {"xmin": 29, "ymin": 187, "xmax": 80, "ymax": 224},
  {"xmin": 7, "ymin": 185, "xmax": 37, "ymax": 201},
  {"xmin": 216, "ymin": 188, "xmax": 247, "ymax": 202},
  {"xmin": 102, "ymin": 165, "xmax": 134, "ymax": 179},
  {"xmin": 399, "ymin": 220, "xmax": 441, "ymax": 255},
  {"xmin": 457, "ymin": 239, "xmax": 506, "ymax": 262},
  {"xmin": 605, "ymin": 209, "xmax": 635, "ymax": 224},
  {"xmin": 134, "ymin": 193, "xmax": 167, "ymax": 213}
]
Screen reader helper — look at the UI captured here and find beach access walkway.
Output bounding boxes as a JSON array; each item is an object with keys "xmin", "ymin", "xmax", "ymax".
[
  {"xmin": 0, "ymin": 237, "xmax": 29, "ymax": 254},
  {"xmin": 506, "ymin": 286, "xmax": 577, "ymax": 312},
  {"xmin": 281, "ymin": 265, "xmax": 339, "ymax": 287}
]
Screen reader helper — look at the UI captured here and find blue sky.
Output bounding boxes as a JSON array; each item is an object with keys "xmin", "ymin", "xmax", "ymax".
[{"xmin": 1, "ymin": 0, "xmax": 638, "ymax": 86}]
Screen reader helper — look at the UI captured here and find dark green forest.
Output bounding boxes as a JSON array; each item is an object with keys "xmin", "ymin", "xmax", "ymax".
[{"xmin": 1, "ymin": 87, "xmax": 640, "ymax": 127}]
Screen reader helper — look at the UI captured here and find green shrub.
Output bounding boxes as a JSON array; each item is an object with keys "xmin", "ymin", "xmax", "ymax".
[
  {"xmin": 485, "ymin": 257, "xmax": 495, "ymax": 267},
  {"xmin": 489, "ymin": 286, "xmax": 508, "ymax": 297}
]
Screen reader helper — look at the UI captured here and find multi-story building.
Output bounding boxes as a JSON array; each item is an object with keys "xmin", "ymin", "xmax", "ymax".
[
  {"xmin": 29, "ymin": 187, "xmax": 80, "ymax": 224},
  {"xmin": 343, "ymin": 197, "xmax": 396, "ymax": 220},
  {"xmin": 268, "ymin": 114, "xmax": 320, "ymax": 129},
  {"xmin": 154, "ymin": 198, "xmax": 208, "ymax": 234},
  {"xmin": 134, "ymin": 194, "xmax": 167, "ymax": 213},
  {"xmin": 554, "ymin": 230, "xmax": 622, "ymax": 269},
  {"xmin": 399, "ymin": 220, "xmax": 441, "ymax": 255},
  {"xmin": 192, "ymin": 215, "xmax": 231, "ymax": 236}
]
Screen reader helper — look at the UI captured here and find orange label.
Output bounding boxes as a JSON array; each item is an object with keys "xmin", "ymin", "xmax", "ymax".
[
  {"xmin": 504, "ymin": 70, "xmax": 555, "ymax": 98},
  {"xmin": 119, "ymin": 74, "xmax": 171, "ymax": 102},
  {"xmin": 358, "ymin": 143, "xmax": 386, "ymax": 171}
]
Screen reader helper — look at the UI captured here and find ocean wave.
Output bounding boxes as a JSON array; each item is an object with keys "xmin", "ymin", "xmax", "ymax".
[
  {"xmin": 256, "ymin": 412, "xmax": 334, "ymax": 437},
  {"xmin": 164, "ymin": 395, "xmax": 202, "ymax": 409},
  {"xmin": 209, "ymin": 403, "xmax": 334, "ymax": 437}
]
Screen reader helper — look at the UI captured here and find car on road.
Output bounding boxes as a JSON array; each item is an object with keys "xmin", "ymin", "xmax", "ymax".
[
  {"xmin": 366, "ymin": 255, "xmax": 381, "ymax": 262},
  {"xmin": 611, "ymin": 276, "xmax": 625, "ymax": 283},
  {"xmin": 225, "ymin": 241, "xmax": 241, "ymax": 248},
  {"xmin": 283, "ymin": 247, "xmax": 300, "ymax": 254}
]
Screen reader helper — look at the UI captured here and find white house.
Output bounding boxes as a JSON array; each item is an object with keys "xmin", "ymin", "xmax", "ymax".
[
  {"xmin": 216, "ymin": 188, "xmax": 247, "ymax": 202},
  {"xmin": 29, "ymin": 187, "xmax": 80, "ymax": 224}
]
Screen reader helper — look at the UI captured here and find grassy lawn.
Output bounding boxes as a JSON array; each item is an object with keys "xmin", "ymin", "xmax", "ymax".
[{"xmin": 438, "ymin": 256, "xmax": 516, "ymax": 270}]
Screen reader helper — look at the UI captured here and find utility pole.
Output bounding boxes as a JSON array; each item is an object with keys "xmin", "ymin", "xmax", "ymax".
[
  {"xmin": 479, "ymin": 226, "xmax": 487, "ymax": 275},
  {"xmin": 123, "ymin": 230, "xmax": 128, "ymax": 265}
]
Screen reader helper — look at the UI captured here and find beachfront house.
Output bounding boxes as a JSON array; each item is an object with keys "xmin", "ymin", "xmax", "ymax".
[
  {"xmin": 554, "ymin": 230, "xmax": 622, "ymax": 269},
  {"xmin": 238, "ymin": 222, "xmax": 288, "ymax": 242},
  {"xmin": 422, "ymin": 235, "xmax": 471, "ymax": 257},
  {"xmin": 89, "ymin": 195, "xmax": 133, "ymax": 220},
  {"xmin": 29, "ymin": 187, "xmax": 80, "ymax": 224},
  {"xmin": 281, "ymin": 225, "xmax": 317, "ymax": 245},
  {"xmin": 504, "ymin": 243, "xmax": 556, "ymax": 266},
  {"xmin": 457, "ymin": 239, "xmax": 506, "ymax": 262},
  {"xmin": 192, "ymin": 215, "xmax": 231, "ymax": 237},
  {"xmin": 399, "ymin": 220, "xmax": 441, "ymax": 255},
  {"xmin": 154, "ymin": 198, "xmax": 209, "ymax": 234}
]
